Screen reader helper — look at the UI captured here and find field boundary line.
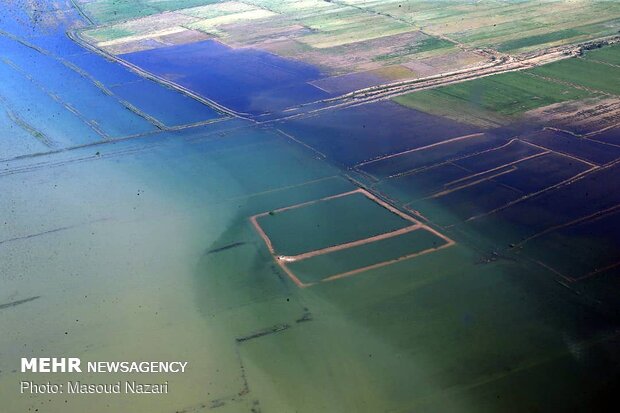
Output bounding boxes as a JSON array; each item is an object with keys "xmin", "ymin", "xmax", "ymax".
[
  {"xmin": 520, "ymin": 138, "xmax": 599, "ymax": 167},
  {"xmin": 249, "ymin": 188, "xmax": 454, "ymax": 287},
  {"xmin": 278, "ymin": 224, "xmax": 422, "ymax": 263},
  {"xmin": 321, "ymin": 241, "xmax": 454, "ymax": 283},
  {"xmin": 516, "ymin": 203, "xmax": 620, "ymax": 247},
  {"xmin": 465, "ymin": 165, "xmax": 601, "ymax": 222},
  {"xmin": 355, "ymin": 133, "xmax": 486, "ymax": 168},
  {"xmin": 383, "ymin": 138, "xmax": 520, "ymax": 180},
  {"xmin": 429, "ymin": 166, "xmax": 518, "ymax": 199}
]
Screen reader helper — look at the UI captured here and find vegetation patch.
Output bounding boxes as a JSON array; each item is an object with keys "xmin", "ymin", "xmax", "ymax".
[
  {"xmin": 496, "ymin": 28, "xmax": 582, "ymax": 52},
  {"xmin": 394, "ymin": 71, "xmax": 595, "ymax": 125},
  {"xmin": 255, "ymin": 191, "xmax": 413, "ymax": 257},
  {"xmin": 373, "ymin": 37, "xmax": 454, "ymax": 62},
  {"xmin": 530, "ymin": 58, "xmax": 620, "ymax": 95},
  {"xmin": 584, "ymin": 44, "xmax": 620, "ymax": 66}
]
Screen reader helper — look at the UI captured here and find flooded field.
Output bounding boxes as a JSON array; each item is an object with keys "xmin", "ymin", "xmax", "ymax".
[
  {"xmin": 120, "ymin": 39, "xmax": 330, "ymax": 115},
  {"xmin": 278, "ymin": 101, "xmax": 479, "ymax": 166},
  {"xmin": 2, "ymin": 1, "xmax": 620, "ymax": 413}
]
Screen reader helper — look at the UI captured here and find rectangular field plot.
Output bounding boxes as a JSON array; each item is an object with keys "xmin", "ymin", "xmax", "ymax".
[
  {"xmin": 357, "ymin": 133, "xmax": 504, "ymax": 180},
  {"xmin": 79, "ymin": 0, "xmax": 161, "ymax": 24},
  {"xmin": 353, "ymin": 0, "xmax": 620, "ymax": 52},
  {"xmin": 120, "ymin": 39, "xmax": 330, "ymax": 115},
  {"xmin": 287, "ymin": 228, "xmax": 449, "ymax": 284},
  {"xmin": 521, "ymin": 129, "xmax": 620, "ymax": 165},
  {"xmin": 452, "ymin": 139, "xmax": 546, "ymax": 173},
  {"xmin": 397, "ymin": 150, "xmax": 593, "ymax": 225},
  {"xmin": 393, "ymin": 90, "xmax": 510, "ymax": 128},
  {"xmin": 529, "ymin": 58, "xmax": 620, "ymax": 95},
  {"xmin": 372, "ymin": 136, "xmax": 595, "ymax": 224},
  {"xmin": 495, "ymin": 28, "xmax": 584, "ymax": 53},
  {"xmin": 64, "ymin": 52, "xmax": 143, "ymax": 87},
  {"xmin": 0, "ymin": 61, "xmax": 101, "ymax": 147},
  {"xmin": 393, "ymin": 71, "xmax": 595, "ymax": 126},
  {"xmin": 0, "ymin": 36, "xmax": 156, "ymax": 139},
  {"xmin": 521, "ymin": 209, "xmax": 620, "ymax": 282},
  {"xmin": 467, "ymin": 163, "xmax": 620, "ymax": 246},
  {"xmin": 278, "ymin": 101, "xmax": 479, "ymax": 166},
  {"xmin": 409, "ymin": 180, "xmax": 522, "ymax": 226},
  {"xmin": 111, "ymin": 79, "xmax": 223, "ymax": 127},
  {"xmin": 584, "ymin": 44, "xmax": 620, "ymax": 66},
  {"xmin": 492, "ymin": 153, "xmax": 592, "ymax": 194},
  {"xmin": 250, "ymin": 188, "xmax": 453, "ymax": 287},
  {"xmin": 254, "ymin": 191, "xmax": 413, "ymax": 257},
  {"xmin": 590, "ymin": 125, "xmax": 620, "ymax": 146},
  {"xmin": 375, "ymin": 163, "xmax": 473, "ymax": 204}
]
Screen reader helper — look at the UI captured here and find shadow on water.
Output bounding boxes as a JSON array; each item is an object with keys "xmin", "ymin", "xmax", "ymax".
[
  {"xmin": 181, "ymin": 91, "xmax": 620, "ymax": 410},
  {"xmin": 187, "ymin": 115, "xmax": 620, "ymax": 412},
  {"xmin": 194, "ymin": 216, "xmax": 620, "ymax": 411},
  {"xmin": 193, "ymin": 213, "xmax": 288, "ymax": 319}
]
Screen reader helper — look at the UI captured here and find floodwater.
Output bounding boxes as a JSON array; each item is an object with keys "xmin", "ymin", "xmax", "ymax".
[
  {"xmin": 277, "ymin": 101, "xmax": 479, "ymax": 166},
  {"xmin": 120, "ymin": 39, "xmax": 331, "ymax": 116},
  {"xmin": 1, "ymin": 2, "xmax": 620, "ymax": 413}
]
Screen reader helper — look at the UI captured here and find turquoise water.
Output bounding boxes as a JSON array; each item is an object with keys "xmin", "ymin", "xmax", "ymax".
[
  {"xmin": 0, "ymin": 105, "xmax": 49, "ymax": 159},
  {"xmin": 0, "ymin": 36, "xmax": 155, "ymax": 139},
  {"xmin": 287, "ymin": 228, "xmax": 446, "ymax": 283},
  {"xmin": 110, "ymin": 79, "xmax": 222, "ymax": 127},
  {"xmin": 1, "ymin": 2, "xmax": 620, "ymax": 413},
  {"xmin": 257, "ymin": 191, "xmax": 413, "ymax": 256}
]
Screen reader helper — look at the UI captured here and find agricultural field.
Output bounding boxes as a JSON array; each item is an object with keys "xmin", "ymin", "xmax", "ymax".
[
  {"xmin": 343, "ymin": 0, "xmax": 620, "ymax": 51},
  {"xmin": 254, "ymin": 190, "xmax": 414, "ymax": 257},
  {"xmin": 3, "ymin": 2, "xmax": 620, "ymax": 413},
  {"xmin": 530, "ymin": 57, "xmax": 620, "ymax": 95},
  {"xmin": 357, "ymin": 132, "xmax": 502, "ymax": 180},
  {"xmin": 393, "ymin": 70, "xmax": 597, "ymax": 127},
  {"xmin": 78, "ymin": 1, "xmax": 620, "ymax": 55},
  {"xmin": 251, "ymin": 188, "xmax": 453, "ymax": 286},
  {"xmin": 286, "ymin": 227, "xmax": 449, "ymax": 284},
  {"xmin": 73, "ymin": 0, "xmax": 479, "ymax": 91},
  {"xmin": 119, "ymin": 38, "xmax": 330, "ymax": 115},
  {"xmin": 585, "ymin": 43, "xmax": 620, "ymax": 65},
  {"xmin": 76, "ymin": 0, "xmax": 620, "ymax": 113},
  {"xmin": 278, "ymin": 101, "xmax": 479, "ymax": 166}
]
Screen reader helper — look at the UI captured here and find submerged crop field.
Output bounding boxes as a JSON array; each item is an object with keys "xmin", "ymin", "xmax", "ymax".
[{"xmin": 2, "ymin": 1, "xmax": 620, "ymax": 413}]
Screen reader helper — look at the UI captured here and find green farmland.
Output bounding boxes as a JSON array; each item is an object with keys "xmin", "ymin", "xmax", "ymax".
[
  {"xmin": 530, "ymin": 57, "xmax": 620, "ymax": 95},
  {"xmin": 393, "ymin": 71, "xmax": 596, "ymax": 127}
]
